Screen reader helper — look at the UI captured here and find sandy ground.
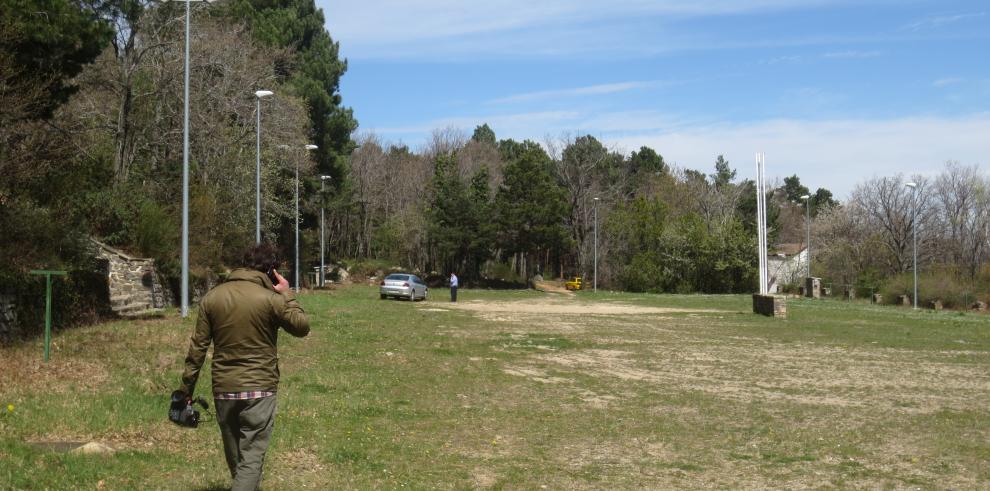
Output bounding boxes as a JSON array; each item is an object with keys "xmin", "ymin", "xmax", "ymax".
[{"xmin": 431, "ymin": 298, "xmax": 727, "ymax": 315}]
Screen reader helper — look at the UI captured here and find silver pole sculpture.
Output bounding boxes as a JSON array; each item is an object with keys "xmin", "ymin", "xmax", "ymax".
[
  {"xmin": 906, "ymin": 181, "xmax": 918, "ymax": 308},
  {"xmin": 180, "ymin": 0, "xmax": 191, "ymax": 317},
  {"xmin": 800, "ymin": 194, "xmax": 811, "ymax": 278},
  {"xmin": 254, "ymin": 90, "xmax": 273, "ymax": 244},
  {"xmin": 320, "ymin": 174, "xmax": 331, "ymax": 287},
  {"xmin": 756, "ymin": 153, "xmax": 768, "ymax": 294},
  {"xmin": 593, "ymin": 197, "xmax": 599, "ymax": 292}
]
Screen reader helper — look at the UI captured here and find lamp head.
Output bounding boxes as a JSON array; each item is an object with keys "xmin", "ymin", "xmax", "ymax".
[
  {"xmin": 800, "ymin": 194, "xmax": 810, "ymax": 200},
  {"xmin": 320, "ymin": 175, "xmax": 332, "ymax": 181},
  {"xmin": 905, "ymin": 182, "xmax": 917, "ymax": 189},
  {"xmin": 305, "ymin": 144, "xmax": 319, "ymax": 150},
  {"xmin": 254, "ymin": 90, "xmax": 274, "ymax": 99}
]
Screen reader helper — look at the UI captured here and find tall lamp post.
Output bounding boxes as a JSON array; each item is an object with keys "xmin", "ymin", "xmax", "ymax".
[
  {"xmin": 298, "ymin": 144, "xmax": 318, "ymax": 292},
  {"xmin": 800, "ymin": 194, "xmax": 811, "ymax": 278},
  {"xmin": 320, "ymin": 175, "xmax": 332, "ymax": 287},
  {"xmin": 593, "ymin": 197, "xmax": 599, "ymax": 292},
  {"xmin": 169, "ymin": 0, "xmax": 213, "ymax": 318},
  {"xmin": 254, "ymin": 90, "xmax": 273, "ymax": 244},
  {"xmin": 906, "ymin": 181, "xmax": 918, "ymax": 308}
]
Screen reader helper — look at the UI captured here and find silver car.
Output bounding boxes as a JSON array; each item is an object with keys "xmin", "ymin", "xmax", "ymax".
[{"xmin": 379, "ymin": 273, "xmax": 428, "ymax": 301}]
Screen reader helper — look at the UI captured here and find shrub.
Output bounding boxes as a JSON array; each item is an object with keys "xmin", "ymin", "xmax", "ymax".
[{"xmin": 881, "ymin": 270, "xmax": 988, "ymax": 309}]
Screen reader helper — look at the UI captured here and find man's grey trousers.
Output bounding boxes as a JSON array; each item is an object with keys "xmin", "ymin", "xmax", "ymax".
[{"xmin": 215, "ymin": 396, "xmax": 278, "ymax": 491}]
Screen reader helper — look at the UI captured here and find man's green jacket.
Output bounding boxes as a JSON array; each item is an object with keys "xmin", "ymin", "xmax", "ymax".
[{"xmin": 180, "ymin": 268, "xmax": 310, "ymax": 395}]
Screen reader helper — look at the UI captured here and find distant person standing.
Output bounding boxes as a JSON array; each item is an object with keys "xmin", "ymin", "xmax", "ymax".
[{"xmin": 450, "ymin": 272, "xmax": 458, "ymax": 302}]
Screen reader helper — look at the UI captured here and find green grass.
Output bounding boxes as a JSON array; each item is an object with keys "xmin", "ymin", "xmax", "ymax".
[{"xmin": 2, "ymin": 286, "xmax": 989, "ymax": 489}]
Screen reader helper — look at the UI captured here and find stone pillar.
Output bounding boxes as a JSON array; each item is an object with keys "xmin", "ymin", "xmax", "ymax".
[
  {"xmin": 845, "ymin": 288, "xmax": 856, "ymax": 301},
  {"xmin": 805, "ymin": 277, "xmax": 821, "ymax": 299},
  {"xmin": 896, "ymin": 294, "xmax": 911, "ymax": 306},
  {"xmin": 971, "ymin": 301, "xmax": 986, "ymax": 311},
  {"xmin": 929, "ymin": 300, "xmax": 943, "ymax": 311},
  {"xmin": 872, "ymin": 293, "xmax": 882, "ymax": 304},
  {"xmin": 753, "ymin": 294, "xmax": 787, "ymax": 318}
]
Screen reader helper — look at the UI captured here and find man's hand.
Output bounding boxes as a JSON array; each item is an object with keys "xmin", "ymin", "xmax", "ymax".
[{"xmin": 271, "ymin": 269, "xmax": 290, "ymax": 293}]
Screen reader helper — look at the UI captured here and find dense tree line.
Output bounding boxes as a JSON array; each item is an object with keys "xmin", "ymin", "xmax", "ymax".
[
  {"xmin": 1, "ymin": 0, "xmax": 353, "ymax": 331},
  {"xmin": 337, "ymin": 126, "xmax": 776, "ymax": 293}
]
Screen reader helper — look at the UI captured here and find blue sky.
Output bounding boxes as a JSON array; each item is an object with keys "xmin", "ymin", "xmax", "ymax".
[{"xmin": 319, "ymin": 0, "xmax": 990, "ymax": 197}]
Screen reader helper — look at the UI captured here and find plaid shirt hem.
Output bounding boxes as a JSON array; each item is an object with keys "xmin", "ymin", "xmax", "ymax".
[{"xmin": 214, "ymin": 390, "xmax": 276, "ymax": 400}]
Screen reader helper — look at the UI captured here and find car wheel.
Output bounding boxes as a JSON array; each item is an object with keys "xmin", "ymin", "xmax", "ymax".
[{"xmin": 380, "ymin": 293, "xmax": 387, "ymax": 299}]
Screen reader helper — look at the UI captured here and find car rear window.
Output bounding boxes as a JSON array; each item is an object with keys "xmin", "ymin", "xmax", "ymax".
[{"xmin": 385, "ymin": 274, "xmax": 409, "ymax": 281}]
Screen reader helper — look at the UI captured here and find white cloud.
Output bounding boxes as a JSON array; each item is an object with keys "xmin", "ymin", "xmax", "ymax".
[
  {"xmin": 488, "ymin": 81, "xmax": 672, "ymax": 105},
  {"xmin": 325, "ymin": 0, "xmax": 841, "ymax": 43},
  {"xmin": 606, "ymin": 115, "xmax": 990, "ymax": 198},
  {"xmin": 933, "ymin": 77, "xmax": 964, "ymax": 88},
  {"xmin": 822, "ymin": 50, "xmax": 882, "ymax": 59},
  {"xmin": 760, "ymin": 55, "xmax": 804, "ymax": 65},
  {"xmin": 370, "ymin": 110, "xmax": 582, "ymax": 138},
  {"xmin": 902, "ymin": 12, "xmax": 986, "ymax": 31},
  {"xmin": 321, "ymin": 0, "xmax": 865, "ymax": 59}
]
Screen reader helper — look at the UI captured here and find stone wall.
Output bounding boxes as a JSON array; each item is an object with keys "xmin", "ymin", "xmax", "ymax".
[{"xmin": 93, "ymin": 240, "xmax": 170, "ymax": 315}]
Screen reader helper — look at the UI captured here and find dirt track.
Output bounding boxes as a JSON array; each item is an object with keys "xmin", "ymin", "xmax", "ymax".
[{"xmin": 430, "ymin": 298, "xmax": 727, "ymax": 315}]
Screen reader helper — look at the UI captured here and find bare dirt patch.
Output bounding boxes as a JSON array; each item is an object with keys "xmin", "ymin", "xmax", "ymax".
[
  {"xmin": 448, "ymin": 296, "xmax": 990, "ymax": 417},
  {"xmin": 444, "ymin": 298, "xmax": 726, "ymax": 316}
]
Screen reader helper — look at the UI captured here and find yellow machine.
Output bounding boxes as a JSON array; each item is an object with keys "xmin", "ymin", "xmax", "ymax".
[{"xmin": 564, "ymin": 276, "xmax": 583, "ymax": 291}]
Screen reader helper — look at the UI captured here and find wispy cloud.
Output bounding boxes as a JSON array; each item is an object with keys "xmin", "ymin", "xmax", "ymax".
[
  {"xmin": 823, "ymin": 50, "xmax": 882, "ymax": 59},
  {"xmin": 488, "ymin": 81, "xmax": 672, "ymax": 105},
  {"xmin": 609, "ymin": 114, "xmax": 990, "ymax": 197},
  {"xmin": 903, "ymin": 12, "xmax": 986, "ymax": 31},
  {"xmin": 933, "ymin": 77, "xmax": 965, "ymax": 88},
  {"xmin": 760, "ymin": 55, "xmax": 804, "ymax": 65},
  {"xmin": 370, "ymin": 110, "xmax": 582, "ymax": 138},
  {"xmin": 323, "ymin": 0, "xmax": 867, "ymax": 60}
]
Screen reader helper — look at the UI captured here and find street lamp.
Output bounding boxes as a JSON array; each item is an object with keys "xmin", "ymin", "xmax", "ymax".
[
  {"xmin": 254, "ymin": 89, "xmax": 274, "ymax": 244},
  {"xmin": 280, "ymin": 143, "xmax": 317, "ymax": 293},
  {"xmin": 593, "ymin": 197, "xmax": 599, "ymax": 292},
  {"xmin": 320, "ymin": 174, "xmax": 332, "ymax": 287},
  {"xmin": 167, "ymin": 0, "xmax": 214, "ymax": 318},
  {"xmin": 800, "ymin": 194, "xmax": 811, "ymax": 278},
  {"xmin": 906, "ymin": 181, "xmax": 918, "ymax": 308},
  {"xmin": 298, "ymin": 144, "xmax": 318, "ymax": 292}
]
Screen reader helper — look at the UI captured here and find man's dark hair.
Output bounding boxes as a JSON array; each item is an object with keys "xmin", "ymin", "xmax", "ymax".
[{"xmin": 242, "ymin": 242, "xmax": 280, "ymax": 273}]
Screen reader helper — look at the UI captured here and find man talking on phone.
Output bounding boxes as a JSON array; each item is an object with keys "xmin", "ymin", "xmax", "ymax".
[{"xmin": 176, "ymin": 242, "xmax": 310, "ymax": 491}]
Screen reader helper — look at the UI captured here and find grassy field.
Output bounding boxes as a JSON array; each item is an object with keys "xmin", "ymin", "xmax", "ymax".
[{"xmin": 2, "ymin": 286, "xmax": 989, "ymax": 489}]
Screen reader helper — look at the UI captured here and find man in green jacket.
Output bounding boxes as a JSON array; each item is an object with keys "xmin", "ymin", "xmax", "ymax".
[{"xmin": 177, "ymin": 242, "xmax": 310, "ymax": 491}]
